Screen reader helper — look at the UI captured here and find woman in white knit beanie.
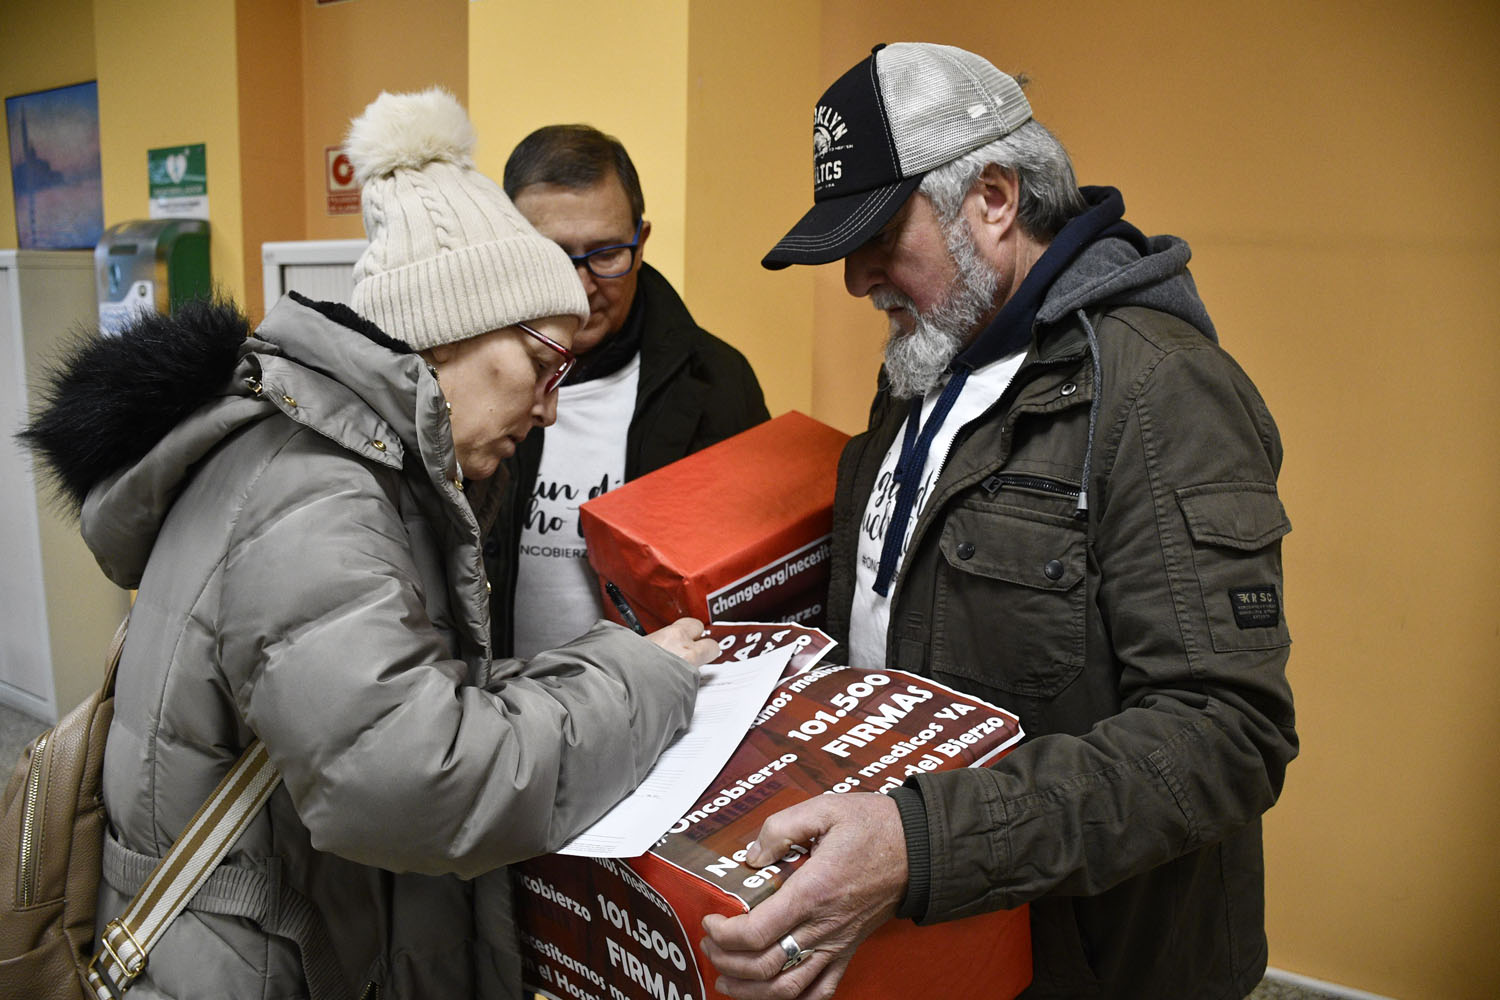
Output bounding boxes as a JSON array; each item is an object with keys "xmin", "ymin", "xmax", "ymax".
[
  {"xmin": 20, "ymin": 87, "xmax": 714, "ymax": 1000},
  {"xmin": 346, "ymin": 86, "xmax": 588, "ymax": 482}
]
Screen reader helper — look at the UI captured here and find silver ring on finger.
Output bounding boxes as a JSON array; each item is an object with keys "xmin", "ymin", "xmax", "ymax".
[{"xmin": 779, "ymin": 934, "xmax": 811, "ymax": 973}]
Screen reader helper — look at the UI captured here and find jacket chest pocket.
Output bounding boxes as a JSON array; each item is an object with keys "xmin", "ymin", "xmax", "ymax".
[{"xmin": 930, "ymin": 503, "xmax": 1087, "ymax": 699}]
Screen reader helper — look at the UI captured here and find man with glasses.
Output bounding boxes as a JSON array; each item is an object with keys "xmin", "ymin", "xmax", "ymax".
[{"xmin": 485, "ymin": 124, "xmax": 769, "ymax": 657}]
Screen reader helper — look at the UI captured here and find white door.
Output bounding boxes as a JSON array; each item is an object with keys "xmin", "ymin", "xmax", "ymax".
[{"xmin": 0, "ymin": 253, "xmax": 57, "ymax": 719}]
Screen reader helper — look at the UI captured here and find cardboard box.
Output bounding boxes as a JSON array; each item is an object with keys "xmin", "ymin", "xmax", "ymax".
[
  {"xmin": 580, "ymin": 412, "xmax": 849, "ymax": 632},
  {"xmin": 513, "ymin": 647, "xmax": 1033, "ymax": 1000}
]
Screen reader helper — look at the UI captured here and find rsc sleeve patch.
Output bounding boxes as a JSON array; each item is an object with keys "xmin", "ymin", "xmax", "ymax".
[{"xmin": 1228, "ymin": 585, "xmax": 1281, "ymax": 629}]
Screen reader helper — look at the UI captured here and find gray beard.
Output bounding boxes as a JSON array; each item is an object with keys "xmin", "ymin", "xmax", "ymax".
[{"xmin": 875, "ymin": 216, "xmax": 999, "ymax": 399}]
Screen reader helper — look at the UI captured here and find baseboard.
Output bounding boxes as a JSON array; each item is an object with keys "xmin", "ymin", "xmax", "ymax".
[
  {"xmin": 1265, "ymin": 966, "xmax": 1398, "ymax": 1000},
  {"xmin": 0, "ymin": 680, "xmax": 53, "ymax": 724}
]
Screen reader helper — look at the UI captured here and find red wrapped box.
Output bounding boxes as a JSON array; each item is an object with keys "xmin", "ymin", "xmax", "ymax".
[
  {"xmin": 580, "ymin": 411, "xmax": 849, "ymax": 632},
  {"xmin": 513, "ymin": 641, "xmax": 1032, "ymax": 1000}
]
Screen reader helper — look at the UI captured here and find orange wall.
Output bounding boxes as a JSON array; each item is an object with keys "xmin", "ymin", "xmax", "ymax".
[
  {"xmin": 466, "ymin": 1, "xmax": 691, "ymax": 311},
  {"xmin": 229, "ymin": 0, "xmax": 468, "ymax": 320},
  {"xmin": 683, "ymin": 4, "xmax": 821, "ymax": 420},
  {"xmin": 299, "ymin": 0, "xmax": 467, "ymax": 247},
  {"xmin": 236, "ymin": 0, "xmax": 302, "ymax": 322}
]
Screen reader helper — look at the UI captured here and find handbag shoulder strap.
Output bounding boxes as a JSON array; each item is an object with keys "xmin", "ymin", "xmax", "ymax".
[
  {"xmin": 100, "ymin": 615, "xmax": 128, "ymax": 699},
  {"xmin": 86, "ymin": 737, "xmax": 281, "ymax": 998}
]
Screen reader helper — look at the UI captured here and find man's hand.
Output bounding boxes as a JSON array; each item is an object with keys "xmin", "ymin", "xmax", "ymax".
[
  {"xmin": 699, "ymin": 792, "xmax": 908, "ymax": 1000},
  {"xmin": 646, "ymin": 617, "xmax": 718, "ymax": 667}
]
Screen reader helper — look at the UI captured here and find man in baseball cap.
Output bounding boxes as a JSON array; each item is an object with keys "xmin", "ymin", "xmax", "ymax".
[
  {"xmin": 703, "ymin": 43, "xmax": 1296, "ymax": 1000},
  {"xmin": 763, "ymin": 42, "xmax": 1033, "ymax": 269}
]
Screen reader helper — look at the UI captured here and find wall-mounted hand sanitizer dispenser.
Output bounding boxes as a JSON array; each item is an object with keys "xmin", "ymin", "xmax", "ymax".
[{"xmin": 95, "ymin": 218, "xmax": 210, "ymax": 335}]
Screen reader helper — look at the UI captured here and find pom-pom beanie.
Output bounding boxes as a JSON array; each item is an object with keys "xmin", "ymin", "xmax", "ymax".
[{"xmin": 344, "ymin": 87, "xmax": 588, "ymax": 351}]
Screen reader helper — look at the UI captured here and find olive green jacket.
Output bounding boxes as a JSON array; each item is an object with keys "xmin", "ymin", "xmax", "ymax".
[{"xmin": 831, "ymin": 225, "xmax": 1297, "ymax": 999}]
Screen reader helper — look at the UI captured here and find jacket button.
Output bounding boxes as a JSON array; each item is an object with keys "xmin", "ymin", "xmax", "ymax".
[
  {"xmin": 957, "ymin": 541, "xmax": 976, "ymax": 560},
  {"xmin": 1060, "ymin": 383, "xmax": 1077, "ymax": 396},
  {"xmin": 1044, "ymin": 559, "xmax": 1065, "ymax": 580}
]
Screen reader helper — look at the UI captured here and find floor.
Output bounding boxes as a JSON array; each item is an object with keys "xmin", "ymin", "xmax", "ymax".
[
  {"xmin": 1, "ymin": 701, "xmax": 1344, "ymax": 999},
  {"xmin": 0, "ymin": 700, "xmax": 46, "ymax": 775},
  {"xmin": 1248, "ymin": 979, "xmax": 1345, "ymax": 1000}
]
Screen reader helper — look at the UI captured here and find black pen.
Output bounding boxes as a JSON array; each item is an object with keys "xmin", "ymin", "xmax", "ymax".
[{"xmin": 604, "ymin": 581, "xmax": 647, "ymax": 635}]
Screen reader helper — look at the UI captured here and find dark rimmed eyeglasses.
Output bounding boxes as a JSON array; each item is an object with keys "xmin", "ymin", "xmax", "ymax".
[
  {"xmin": 517, "ymin": 322, "xmax": 576, "ymax": 394},
  {"xmin": 566, "ymin": 219, "xmax": 643, "ymax": 279}
]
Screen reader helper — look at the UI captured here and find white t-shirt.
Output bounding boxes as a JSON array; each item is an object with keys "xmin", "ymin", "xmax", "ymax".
[
  {"xmin": 512, "ymin": 354, "xmax": 641, "ymax": 657},
  {"xmin": 847, "ymin": 351, "xmax": 1026, "ymax": 670}
]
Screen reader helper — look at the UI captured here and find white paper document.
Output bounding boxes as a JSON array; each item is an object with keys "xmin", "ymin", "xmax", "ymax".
[{"xmin": 556, "ymin": 643, "xmax": 795, "ymax": 858}]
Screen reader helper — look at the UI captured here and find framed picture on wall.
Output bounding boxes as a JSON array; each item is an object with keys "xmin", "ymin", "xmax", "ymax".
[{"xmin": 5, "ymin": 80, "xmax": 105, "ymax": 250}]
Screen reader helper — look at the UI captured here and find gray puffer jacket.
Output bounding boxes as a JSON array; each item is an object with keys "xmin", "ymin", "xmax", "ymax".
[{"xmin": 21, "ymin": 294, "xmax": 698, "ymax": 999}]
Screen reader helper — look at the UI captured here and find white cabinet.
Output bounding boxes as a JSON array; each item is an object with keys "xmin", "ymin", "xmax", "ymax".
[
  {"xmin": 262, "ymin": 238, "xmax": 367, "ymax": 307},
  {"xmin": 0, "ymin": 250, "xmax": 131, "ymax": 722}
]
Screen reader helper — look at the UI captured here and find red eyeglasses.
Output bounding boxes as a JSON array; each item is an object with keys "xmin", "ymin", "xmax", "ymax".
[{"xmin": 517, "ymin": 322, "xmax": 576, "ymax": 394}]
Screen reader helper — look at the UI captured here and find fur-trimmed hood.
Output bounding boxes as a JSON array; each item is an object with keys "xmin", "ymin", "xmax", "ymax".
[
  {"xmin": 17, "ymin": 293, "xmax": 470, "ymax": 591},
  {"xmin": 20, "ymin": 299, "xmax": 252, "ymax": 513},
  {"xmin": 19, "ymin": 294, "xmax": 415, "ymax": 516}
]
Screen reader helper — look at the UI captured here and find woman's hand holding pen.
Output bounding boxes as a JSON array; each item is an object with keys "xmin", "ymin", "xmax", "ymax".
[
  {"xmin": 646, "ymin": 617, "xmax": 718, "ymax": 668},
  {"xmin": 606, "ymin": 580, "xmax": 715, "ymax": 667}
]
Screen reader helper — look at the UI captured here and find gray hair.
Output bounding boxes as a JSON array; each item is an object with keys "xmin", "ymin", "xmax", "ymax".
[{"xmin": 918, "ymin": 120, "xmax": 1085, "ymax": 238}]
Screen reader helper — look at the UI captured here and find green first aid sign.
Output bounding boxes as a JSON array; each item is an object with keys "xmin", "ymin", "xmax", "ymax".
[
  {"xmin": 148, "ymin": 143, "xmax": 209, "ymax": 219},
  {"xmin": 149, "ymin": 144, "xmax": 206, "ymax": 196}
]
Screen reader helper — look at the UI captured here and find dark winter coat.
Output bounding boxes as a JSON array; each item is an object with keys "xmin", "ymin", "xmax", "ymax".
[
  {"xmin": 486, "ymin": 263, "xmax": 769, "ymax": 654},
  {"xmin": 835, "ymin": 191, "xmax": 1298, "ymax": 999}
]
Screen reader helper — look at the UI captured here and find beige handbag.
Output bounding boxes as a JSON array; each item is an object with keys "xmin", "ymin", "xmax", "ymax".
[{"xmin": 0, "ymin": 618, "xmax": 279, "ymax": 998}]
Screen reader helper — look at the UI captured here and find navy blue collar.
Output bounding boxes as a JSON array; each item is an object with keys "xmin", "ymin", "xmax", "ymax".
[
  {"xmin": 868, "ymin": 186, "xmax": 1134, "ymax": 598},
  {"xmin": 955, "ymin": 185, "xmax": 1131, "ymax": 370}
]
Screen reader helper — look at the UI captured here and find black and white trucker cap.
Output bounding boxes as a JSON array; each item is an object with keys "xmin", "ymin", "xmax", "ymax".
[{"xmin": 762, "ymin": 43, "xmax": 1033, "ymax": 270}]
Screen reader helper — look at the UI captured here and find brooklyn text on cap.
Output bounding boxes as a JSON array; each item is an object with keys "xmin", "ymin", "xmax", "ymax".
[{"xmin": 762, "ymin": 42, "xmax": 1033, "ymax": 270}]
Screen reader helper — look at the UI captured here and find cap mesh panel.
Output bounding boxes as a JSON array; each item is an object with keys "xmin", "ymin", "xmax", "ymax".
[{"xmin": 879, "ymin": 43, "xmax": 1032, "ymax": 175}]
